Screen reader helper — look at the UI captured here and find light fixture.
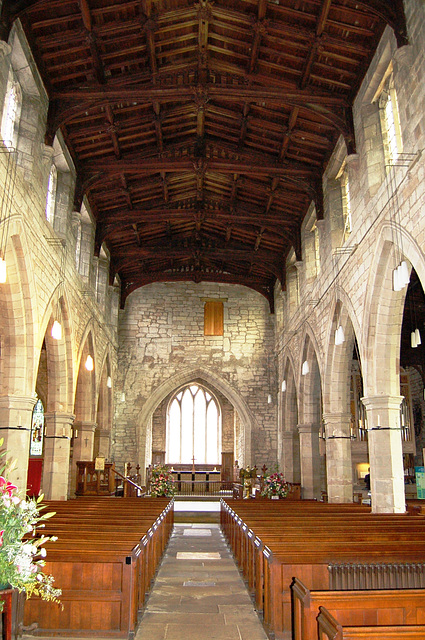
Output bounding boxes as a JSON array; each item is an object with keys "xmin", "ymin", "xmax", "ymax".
[
  {"xmin": 302, "ymin": 360, "xmax": 309, "ymax": 376},
  {"xmin": 106, "ymin": 375, "xmax": 112, "ymax": 388},
  {"xmin": 85, "ymin": 354, "xmax": 94, "ymax": 371},
  {"xmin": 415, "ymin": 328, "xmax": 422, "ymax": 345},
  {"xmin": 121, "ymin": 392, "xmax": 126, "ymax": 402},
  {"xmin": 267, "ymin": 394, "xmax": 272, "ymax": 404},
  {"xmin": 281, "ymin": 379, "xmax": 286, "ymax": 392},
  {"xmin": 51, "ymin": 319, "xmax": 62, "ymax": 340},
  {"xmin": 393, "ymin": 261, "xmax": 409, "ymax": 292}
]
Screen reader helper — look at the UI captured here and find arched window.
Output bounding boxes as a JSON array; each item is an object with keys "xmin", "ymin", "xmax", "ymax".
[
  {"xmin": 45, "ymin": 164, "xmax": 57, "ymax": 224},
  {"xmin": 1, "ymin": 81, "xmax": 20, "ymax": 149},
  {"xmin": 30, "ymin": 398, "xmax": 45, "ymax": 456},
  {"xmin": 166, "ymin": 384, "xmax": 221, "ymax": 465}
]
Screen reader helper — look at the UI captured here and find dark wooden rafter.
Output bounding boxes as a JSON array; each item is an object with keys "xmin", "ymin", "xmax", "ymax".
[{"xmin": 11, "ymin": 0, "xmax": 401, "ymax": 312}]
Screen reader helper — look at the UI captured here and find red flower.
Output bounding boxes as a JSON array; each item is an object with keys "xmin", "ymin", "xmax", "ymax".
[
  {"xmin": 0, "ymin": 530, "xmax": 4, "ymax": 546},
  {"xmin": 0, "ymin": 476, "xmax": 17, "ymax": 496}
]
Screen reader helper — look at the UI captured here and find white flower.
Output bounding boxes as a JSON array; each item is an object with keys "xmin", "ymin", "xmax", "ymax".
[{"xmin": 39, "ymin": 548, "xmax": 47, "ymax": 558}]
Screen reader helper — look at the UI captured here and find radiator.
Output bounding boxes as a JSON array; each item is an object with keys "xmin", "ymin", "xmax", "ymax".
[{"xmin": 328, "ymin": 563, "xmax": 425, "ymax": 589}]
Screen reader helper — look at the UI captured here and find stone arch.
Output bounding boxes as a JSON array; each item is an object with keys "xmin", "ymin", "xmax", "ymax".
[
  {"xmin": 362, "ymin": 223, "xmax": 425, "ymax": 396},
  {"xmin": 298, "ymin": 329, "xmax": 324, "ymax": 499},
  {"xmin": 94, "ymin": 350, "xmax": 113, "ymax": 458},
  {"xmin": 279, "ymin": 354, "xmax": 299, "ymax": 483},
  {"xmin": 39, "ymin": 286, "xmax": 74, "ymax": 412},
  {"xmin": 74, "ymin": 327, "xmax": 97, "ymax": 422},
  {"xmin": 0, "ymin": 230, "xmax": 37, "ymax": 396},
  {"xmin": 136, "ymin": 366, "xmax": 258, "ymax": 477}
]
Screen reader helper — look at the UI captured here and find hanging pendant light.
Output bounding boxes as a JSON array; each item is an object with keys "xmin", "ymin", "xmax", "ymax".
[
  {"xmin": 335, "ymin": 325, "xmax": 345, "ymax": 346},
  {"xmin": 51, "ymin": 320, "xmax": 62, "ymax": 340},
  {"xmin": 415, "ymin": 328, "xmax": 422, "ymax": 346},
  {"xmin": 302, "ymin": 360, "xmax": 309, "ymax": 375},
  {"xmin": 121, "ymin": 391, "xmax": 126, "ymax": 402},
  {"xmin": 411, "ymin": 331, "xmax": 417, "ymax": 348},
  {"xmin": 0, "ymin": 257, "xmax": 6, "ymax": 284},
  {"xmin": 267, "ymin": 394, "xmax": 272, "ymax": 404},
  {"xmin": 399, "ymin": 261, "xmax": 410, "ymax": 287},
  {"xmin": 281, "ymin": 379, "xmax": 286, "ymax": 392},
  {"xmin": 85, "ymin": 354, "xmax": 94, "ymax": 371},
  {"xmin": 393, "ymin": 267, "xmax": 402, "ymax": 292},
  {"xmin": 106, "ymin": 375, "xmax": 112, "ymax": 388}
]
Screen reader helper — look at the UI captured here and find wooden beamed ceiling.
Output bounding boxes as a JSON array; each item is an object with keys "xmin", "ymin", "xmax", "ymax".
[{"xmin": 7, "ymin": 0, "xmax": 408, "ymax": 310}]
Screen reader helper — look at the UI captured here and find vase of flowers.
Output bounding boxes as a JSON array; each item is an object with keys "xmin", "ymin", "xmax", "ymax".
[
  {"xmin": 0, "ymin": 445, "xmax": 62, "ymax": 613},
  {"xmin": 261, "ymin": 472, "xmax": 289, "ymax": 499},
  {"xmin": 149, "ymin": 465, "xmax": 175, "ymax": 497}
]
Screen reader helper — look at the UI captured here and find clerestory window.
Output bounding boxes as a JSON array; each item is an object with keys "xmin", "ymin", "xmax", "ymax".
[
  {"xmin": 45, "ymin": 164, "xmax": 57, "ymax": 224},
  {"xmin": 378, "ymin": 68, "xmax": 403, "ymax": 167},
  {"xmin": 166, "ymin": 384, "xmax": 221, "ymax": 465},
  {"xmin": 1, "ymin": 80, "xmax": 20, "ymax": 149}
]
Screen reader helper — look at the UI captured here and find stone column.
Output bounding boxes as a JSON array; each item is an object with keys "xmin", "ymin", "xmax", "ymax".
[
  {"xmin": 0, "ymin": 395, "xmax": 36, "ymax": 488},
  {"xmin": 70, "ymin": 420, "xmax": 96, "ymax": 496},
  {"xmin": 298, "ymin": 422, "xmax": 321, "ymax": 499},
  {"xmin": 42, "ymin": 412, "xmax": 75, "ymax": 500},
  {"xmin": 361, "ymin": 395, "xmax": 405, "ymax": 513},
  {"xmin": 280, "ymin": 431, "xmax": 300, "ymax": 484},
  {"xmin": 96, "ymin": 428, "xmax": 111, "ymax": 459},
  {"xmin": 323, "ymin": 412, "xmax": 353, "ymax": 503}
]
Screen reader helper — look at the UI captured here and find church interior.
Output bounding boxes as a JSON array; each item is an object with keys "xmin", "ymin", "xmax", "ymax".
[{"xmin": 1, "ymin": 0, "xmax": 425, "ymax": 636}]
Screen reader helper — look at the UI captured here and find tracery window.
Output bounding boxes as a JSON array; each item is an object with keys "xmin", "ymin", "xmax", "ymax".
[
  {"xmin": 30, "ymin": 398, "xmax": 44, "ymax": 456},
  {"xmin": 166, "ymin": 384, "xmax": 221, "ymax": 465},
  {"xmin": 45, "ymin": 164, "xmax": 57, "ymax": 224},
  {"xmin": 1, "ymin": 81, "xmax": 20, "ymax": 149}
]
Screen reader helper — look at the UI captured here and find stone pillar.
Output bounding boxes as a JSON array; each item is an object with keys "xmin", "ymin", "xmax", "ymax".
[
  {"xmin": 323, "ymin": 412, "xmax": 353, "ymax": 503},
  {"xmin": 42, "ymin": 412, "xmax": 75, "ymax": 500},
  {"xmin": 70, "ymin": 420, "xmax": 96, "ymax": 496},
  {"xmin": 96, "ymin": 428, "xmax": 111, "ymax": 459},
  {"xmin": 298, "ymin": 422, "xmax": 321, "ymax": 499},
  {"xmin": 280, "ymin": 431, "xmax": 300, "ymax": 484},
  {"xmin": 361, "ymin": 395, "xmax": 405, "ymax": 513},
  {"xmin": 0, "ymin": 395, "xmax": 36, "ymax": 489}
]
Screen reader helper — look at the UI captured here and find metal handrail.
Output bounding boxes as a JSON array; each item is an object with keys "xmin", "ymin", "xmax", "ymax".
[{"xmin": 110, "ymin": 467, "xmax": 145, "ymax": 494}]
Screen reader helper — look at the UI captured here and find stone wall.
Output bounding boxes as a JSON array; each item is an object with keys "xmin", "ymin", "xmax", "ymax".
[{"xmin": 113, "ymin": 282, "xmax": 276, "ymax": 474}]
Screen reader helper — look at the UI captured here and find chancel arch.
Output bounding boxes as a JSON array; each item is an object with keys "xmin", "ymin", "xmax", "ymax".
[{"xmin": 136, "ymin": 367, "xmax": 258, "ymax": 483}]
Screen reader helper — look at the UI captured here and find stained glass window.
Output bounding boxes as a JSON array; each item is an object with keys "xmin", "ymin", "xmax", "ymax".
[{"xmin": 30, "ymin": 398, "xmax": 44, "ymax": 456}]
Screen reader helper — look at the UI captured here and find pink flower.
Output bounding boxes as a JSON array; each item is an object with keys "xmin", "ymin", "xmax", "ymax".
[
  {"xmin": 0, "ymin": 476, "xmax": 17, "ymax": 496},
  {"xmin": 0, "ymin": 530, "xmax": 4, "ymax": 546}
]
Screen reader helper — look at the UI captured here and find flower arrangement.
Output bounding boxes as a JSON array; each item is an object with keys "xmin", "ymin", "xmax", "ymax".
[
  {"xmin": 0, "ymin": 445, "xmax": 61, "ymax": 609},
  {"xmin": 261, "ymin": 472, "xmax": 289, "ymax": 499},
  {"xmin": 149, "ymin": 465, "xmax": 175, "ymax": 497}
]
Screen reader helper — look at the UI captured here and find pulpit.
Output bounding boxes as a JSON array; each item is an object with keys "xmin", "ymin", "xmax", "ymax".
[{"xmin": 75, "ymin": 461, "xmax": 116, "ymax": 496}]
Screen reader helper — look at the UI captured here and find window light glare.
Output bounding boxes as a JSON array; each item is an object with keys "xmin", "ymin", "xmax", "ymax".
[{"xmin": 51, "ymin": 320, "xmax": 62, "ymax": 340}]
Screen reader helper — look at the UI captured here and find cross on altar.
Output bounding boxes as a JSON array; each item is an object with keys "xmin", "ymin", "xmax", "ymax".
[{"xmin": 191, "ymin": 455, "xmax": 196, "ymax": 472}]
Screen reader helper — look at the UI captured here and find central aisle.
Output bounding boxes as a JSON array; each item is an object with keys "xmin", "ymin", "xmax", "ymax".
[{"xmin": 135, "ymin": 523, "xmax": 268, "ymax": 640}]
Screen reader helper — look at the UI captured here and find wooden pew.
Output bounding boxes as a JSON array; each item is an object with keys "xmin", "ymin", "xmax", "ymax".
[
  {"xmin": 220, "ymin": 499, "xmax": 425, "ymax": 640},
  {"xmin": 24, "ymin": 497, "xmax": 174, "ymax": 639},
  {"xmin": 292, "ymin": 577, "xmax": 425, "ymax": 640},
  {"xmin": 317, "ymin": 605, "xmax": 425, "ymax": 640}
]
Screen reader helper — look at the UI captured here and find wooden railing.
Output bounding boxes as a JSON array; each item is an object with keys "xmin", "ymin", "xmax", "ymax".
[{"xmin": 173, "ymin": 480, "xmax": 233, "ymax": 497}]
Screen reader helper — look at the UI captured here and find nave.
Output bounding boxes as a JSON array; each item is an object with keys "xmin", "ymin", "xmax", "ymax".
[{"xmin": 136, "ymin": 522, "xmax": 267, "ymax": 640}]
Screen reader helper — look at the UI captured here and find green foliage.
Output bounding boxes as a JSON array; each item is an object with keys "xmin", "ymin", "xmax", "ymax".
[{"xmin": 149, "ymin": 465, "xmax": 175, "ymax": 497}]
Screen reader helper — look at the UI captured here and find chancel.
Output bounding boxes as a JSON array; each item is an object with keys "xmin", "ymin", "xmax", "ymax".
[{"xmin": 0, "ymin": 0, "xmax": 425, "ymax": 638}]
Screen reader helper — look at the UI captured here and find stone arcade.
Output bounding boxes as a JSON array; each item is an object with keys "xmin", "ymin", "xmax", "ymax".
[{"xmin": 0, "ymin": 0, "xmax": 424, "ymax": 516}]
